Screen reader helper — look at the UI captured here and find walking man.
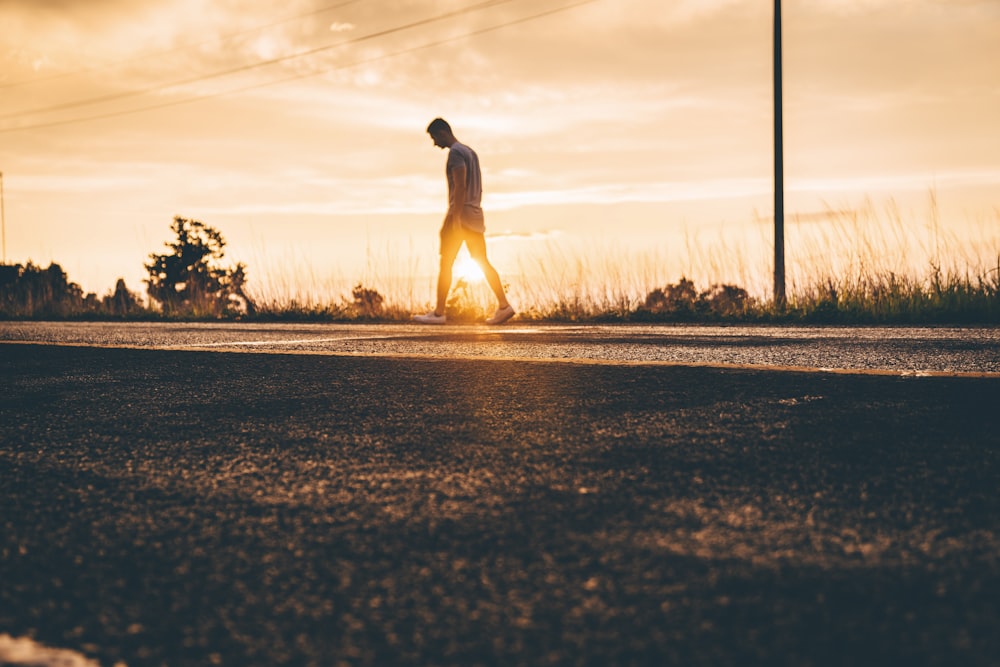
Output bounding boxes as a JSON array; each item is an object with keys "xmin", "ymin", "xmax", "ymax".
[{"xmin": 413, "ymin": 118, "xmax": 515, "ymax": 325}]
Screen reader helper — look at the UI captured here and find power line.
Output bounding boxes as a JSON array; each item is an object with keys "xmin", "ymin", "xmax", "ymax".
[
  {"xmin": 0, "ymin": 0, "xmax": 364, "ymax": 91},
  {"xmin": 0, "ymin": 0, "xmax": 597, "ymax": 135},
  {"xmin": 0, "ymin": 0, "xmax": 517, "ymax": 122}
]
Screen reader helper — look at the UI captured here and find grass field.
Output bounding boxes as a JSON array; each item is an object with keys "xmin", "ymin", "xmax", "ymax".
[
  {"xmin": 1, "ymin": 196, "xmax": 996, "ymax": 324},
  {"xmin": 243, "ymin": 196, "xmax": 1000, "ymax": 324}
]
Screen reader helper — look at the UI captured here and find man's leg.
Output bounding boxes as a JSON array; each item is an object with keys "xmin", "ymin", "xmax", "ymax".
[
  {"xmin": 435, "ymin": 228, "xmax": 463, "ymax": 316},
  {"xmin": 466, "ymin": 232, "xmax": 511, "ymax": 310}
]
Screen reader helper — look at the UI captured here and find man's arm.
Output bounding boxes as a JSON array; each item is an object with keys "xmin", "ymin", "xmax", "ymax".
[{"xmin": 446, "ymin": 162, "xmax": 467, "ymax": 231}]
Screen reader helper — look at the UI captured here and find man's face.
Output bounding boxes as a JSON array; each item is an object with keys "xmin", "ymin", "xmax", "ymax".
[{"xmin": 429, "ymin": 130, "xmax": 450, "ymax": 149}]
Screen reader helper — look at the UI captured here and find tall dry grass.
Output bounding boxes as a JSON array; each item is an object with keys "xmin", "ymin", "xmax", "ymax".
[{"xmin": 242, "ymin": 194, "xmax": 1000, "ymax": 323}]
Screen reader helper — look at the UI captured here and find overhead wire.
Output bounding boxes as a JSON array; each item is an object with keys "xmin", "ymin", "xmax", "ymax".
[
  {"xmin": 0, "ymin": 0, "xmax": 364, "ymax": 91},
  {"xmin": 0, "ymin": 0, "xmax": 597, "ymax": 135},
  {"xmin": 0, "ymin": 0, "xmax": 518, "ymax": 121}
]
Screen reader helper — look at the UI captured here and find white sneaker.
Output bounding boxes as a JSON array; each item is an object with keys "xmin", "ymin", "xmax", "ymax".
[
  {"xmin": 412, "ymin": 311, "xmax": 446, "ymax": 324},
  {"xmin": 485, "ymin": 305, "xmax": 515, "ymax": 325}
]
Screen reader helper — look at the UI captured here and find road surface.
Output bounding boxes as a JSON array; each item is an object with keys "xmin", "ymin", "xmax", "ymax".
[
  {"xmin": 1, "ymin": 321, "xmax": 998, "ymax": 375},
  {"xmin": 1, "ymin": 323, "xmax": 998, "ymax": 666}
]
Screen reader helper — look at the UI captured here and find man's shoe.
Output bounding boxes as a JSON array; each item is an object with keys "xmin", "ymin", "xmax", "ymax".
[
  {"xmin": 485, "ymin": 305, "xmax": 515, "ymax": 325},
  {"xmin": 413, "ymin": 311, "xmax": 446, "ymax": 324}
]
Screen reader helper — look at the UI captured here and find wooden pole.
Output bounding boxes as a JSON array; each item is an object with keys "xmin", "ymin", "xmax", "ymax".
[
  {"xmin": 0, "ymin": 171, "xmax": 6, "ymax": 264},
  {"xmin": 773, "ymin": 0, "xmax": 786, "ymax": 307}
]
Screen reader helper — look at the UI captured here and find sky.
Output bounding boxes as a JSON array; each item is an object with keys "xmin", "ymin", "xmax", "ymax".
[{"xmin": 1, "ymin": 0, "xmax": 998, "ymax": 303}]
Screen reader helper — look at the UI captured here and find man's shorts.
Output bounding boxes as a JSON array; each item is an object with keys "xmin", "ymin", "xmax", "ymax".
[{"xmin": 440, "ymin": 223, "xmax": 488, "ymax": 261}]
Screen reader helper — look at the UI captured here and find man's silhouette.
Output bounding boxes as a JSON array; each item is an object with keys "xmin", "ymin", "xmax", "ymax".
[{"xmin": 413, "ymin": 118, "xmax": 515, "ymax": 325}]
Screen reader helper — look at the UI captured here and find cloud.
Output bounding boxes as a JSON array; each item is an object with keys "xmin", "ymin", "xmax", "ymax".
[
  {"xmin": 0, "ymin": 634, "xmax": 100, "ymax": 667},
  {"xmin": 487, "ymin": 229, "xmax": 564, "ymax": 241},
  {"xmin": 791, "ymin": 171, "xmax": 1000, "ymax": 195},
  {"xmin": 486, "ymin": 179, "xmax": 771, "ymax": 210},
  {"xmin": 1, "ymin": 0, "xmax": 997, "ymax": 296},
  {"xmin": 14, "ymin": 172, "xmax": 156, "ymax": 193}
]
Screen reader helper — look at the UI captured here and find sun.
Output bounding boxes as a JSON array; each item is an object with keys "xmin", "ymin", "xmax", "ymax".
[{"xmin": 452, "ymin": 253, "xmax": 486, "ymax": 283}]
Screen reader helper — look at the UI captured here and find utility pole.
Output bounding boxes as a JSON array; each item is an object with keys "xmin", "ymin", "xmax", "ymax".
[
  {"xmin": 773, "ymin": 0, "xmax": 786, "ymax": 307},
  {"xmin": 0, "ymin": 171, "xmax": 6, "ymax": 265}
]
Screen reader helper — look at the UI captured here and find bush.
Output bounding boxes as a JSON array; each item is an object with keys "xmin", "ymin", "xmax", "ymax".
[
  {"xmin": 637, "ymin": 278, "xmax": 749, "ymax": 320},
  {"xmin": 351, "ymin": 283, "xmax": 384, "ymax": 318}
]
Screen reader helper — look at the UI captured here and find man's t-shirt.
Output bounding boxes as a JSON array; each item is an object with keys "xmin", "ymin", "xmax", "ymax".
[{"xmin": 447, "ymin": 142, "xmax": 485, "ymax": 233}]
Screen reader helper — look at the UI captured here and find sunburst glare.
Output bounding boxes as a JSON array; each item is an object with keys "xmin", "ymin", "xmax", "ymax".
[{"xmin": 452, "ymin": 253, "xmax": 486, "ymax": 284}]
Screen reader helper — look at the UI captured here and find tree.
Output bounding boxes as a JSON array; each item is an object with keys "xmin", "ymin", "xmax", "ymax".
[{"xmin": 145, "ymin": 216, "xmax": 252, "ymax": 317}]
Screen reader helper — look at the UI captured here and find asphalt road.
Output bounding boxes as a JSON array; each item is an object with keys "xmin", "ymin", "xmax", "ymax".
[
  {"xmin": 1, "ymin": 325, "xmax": 999, "ymax": 666},
  {"xmin": 1, "ymin": 321, "xmax": 998, "ymax": 375}
]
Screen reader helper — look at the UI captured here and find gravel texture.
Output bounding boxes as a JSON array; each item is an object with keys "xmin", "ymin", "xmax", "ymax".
[{"xmin": 1, "ymin": 343, "xmax": 999, "ymax": 666}]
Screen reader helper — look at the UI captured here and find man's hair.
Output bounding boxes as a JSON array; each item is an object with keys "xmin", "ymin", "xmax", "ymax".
[{"xmin": 427, "ymin": 118, "xmax": 451, "ymax": 134}]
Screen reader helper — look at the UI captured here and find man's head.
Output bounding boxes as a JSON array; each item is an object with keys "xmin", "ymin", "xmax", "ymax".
[{"xmin": 427, "ymin": 117, "xmax": 455, "ymax": 149}]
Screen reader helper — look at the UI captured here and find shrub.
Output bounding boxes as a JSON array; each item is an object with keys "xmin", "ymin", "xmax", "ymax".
[
  {"xmin": 637, "ymin": 278, "xmax": 749, "ymax": 320},
  {"xmin": 351, "ymin": 283, "xmax": 384, "ymax": 318},
  {"xmin": 145, "ymin": 216, "xmax": 252, "ymax": 317}
]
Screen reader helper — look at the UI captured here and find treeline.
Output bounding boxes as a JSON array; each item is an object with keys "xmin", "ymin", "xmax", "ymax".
[
  {"xmin": 0, "ymin": 215, "xmax": 392, "ymax": 321},
  {"xmin": 0, "ymin": 216, "xmax": 249, "ymax": 320},
  {"xmin": 0, "ymin": 262, "xmax": 144, "ymax": 319}
]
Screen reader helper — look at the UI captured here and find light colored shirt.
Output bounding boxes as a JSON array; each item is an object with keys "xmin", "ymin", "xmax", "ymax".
[{"xmin": 447, "ymin": 141, "xmax": 485, "ymax": 233}]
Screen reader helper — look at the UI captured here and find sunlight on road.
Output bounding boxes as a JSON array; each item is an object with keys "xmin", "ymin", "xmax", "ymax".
[{"xmin": 1, "ymin": 322, "xmax": 998, "ymax": 377}]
